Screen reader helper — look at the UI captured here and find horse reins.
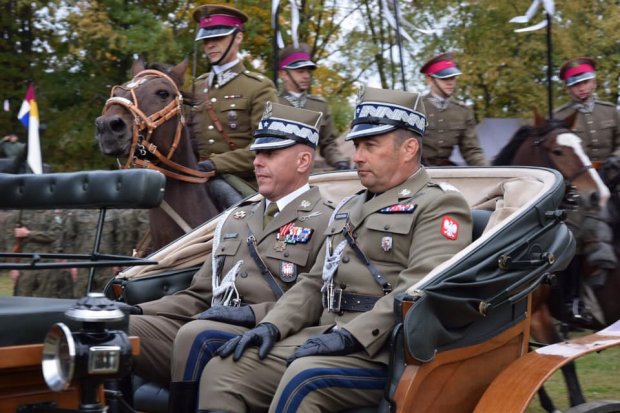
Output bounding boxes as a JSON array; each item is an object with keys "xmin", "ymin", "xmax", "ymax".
[{"xmin": 103, "ymin": 69, "xmax": 215, "ymax": 184}]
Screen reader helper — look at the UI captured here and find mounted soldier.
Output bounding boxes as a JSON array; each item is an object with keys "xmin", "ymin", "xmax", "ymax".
[
  {"xmin": 555, "ymin": 57, "xmax": 619, "ymax": 321},
  {"xmin": 419, "ymin": 52, "xmax": 487, "ymax": 166}
]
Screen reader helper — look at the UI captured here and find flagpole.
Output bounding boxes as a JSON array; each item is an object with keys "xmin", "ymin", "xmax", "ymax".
[
  {"xmin": 391, "ymin": 0, "xmax": 407, "ymax": 91},
  {"xmin": 546, "ymin": 11, "xmax": 553, "ymax": 119},
  {"xmin": 273, "ymin": 3, "xmax": 280, "ymax": 85}
]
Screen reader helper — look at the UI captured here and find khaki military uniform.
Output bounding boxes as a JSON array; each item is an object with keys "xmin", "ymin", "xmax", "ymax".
[
  {"xmin": 278, "ymin": 92, "xmax": 347, "ymax": 168},
  {"xmin": 63, "ymin": 209, "xmax": 119, "ymax": 297},
  {"xmin": 13, "ymin": 209, "xmax": 72, "ymax": 298},
  {"xmin": 190, "ymin": 61, "xmax": 278, "ymax": 184},
  {"xmin": 129, "ymin": 187, "xmax": 333, "ymax": 383},
  {"xmin": 199, "ymin": 168, "xmax": 473, "ymax": 412},
  {"xmin": 555, "ymin": 100, "xmax": 620, "ymax": 162},
  {"xmin": 422, "ymin": 94, "xmax": 487, "ymax": 166}
]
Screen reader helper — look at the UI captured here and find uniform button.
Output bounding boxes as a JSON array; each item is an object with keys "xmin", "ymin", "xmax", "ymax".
[
  {"xmin": 208, "ymin": 125, "xmax": 214, "ymax": 130},
  {"xmin": 372, "ymin": 329, "xmax": 380, "ymax": 336},
  {"xmin": 342, "ymin": 256, "xmax": 350, "ymax": 263},
  {"xmin": 220, "ymin": 247, "xmax": 225, "ymax": 252},
  {"xmin": 284, "ymin": 251, "xmax": 290, "ymax": 257},
  {"xmin": 438, "ymin": 119, "xmax": 444, "ymax": 123},
  {"xmin": 240, "ymin": 272, "xmax": 248, "ymax": 278},
  {"xmin": 384, "ymin": 224, "xmax": 390, "ymax": 230},
  {"xmin": 208, "ymin": 139, "xmax": 215, "ymax": 144},
  {"xmin": 230, "ymin": 103, "xmax": 236, "ymax": 107},
  {"xmin": 210, "ymin": 97, "xmax": 217, "ymax": 102},
  {"xmin": 215, "ymin": 85, "xmax": 220, "ymax": 89}
]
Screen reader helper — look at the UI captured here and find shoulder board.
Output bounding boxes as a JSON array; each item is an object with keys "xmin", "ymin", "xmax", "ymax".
[
  {"xmin": 554, "ymin": 102, "xmax": 573, "ymax": 113},
  {"xmin": 307, "ymin": 95, "xmax": 327, "ymax": 102},
  {"xmin": 237, "ymin": 198, "xmax": 259, "ymax": 208},
  {"xmin": 595, "ymin": 100, "xmax": 615, "ymax": 108},
  {"xmin": 436, "ymin": 182, "xmax": 461, "ymax": 192},
  {"xmin": 324, "ymin": 199, "xmax": 336, "ymax": 209},
  {"xmin": 242, "ymin": 70, "xmax": 269, "ymax": 82}
]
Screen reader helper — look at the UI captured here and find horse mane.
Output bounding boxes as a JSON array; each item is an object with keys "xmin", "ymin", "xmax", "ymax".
[{"xmin": 492, "ymin": 117, "xmax": 571, "ymax": 165}]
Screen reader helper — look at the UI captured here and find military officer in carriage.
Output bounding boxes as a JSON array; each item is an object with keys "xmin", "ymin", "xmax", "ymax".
[
  {"xmin": 197, "ymin": 86, "xmax": 472, "ymax": 412},
  {"xmin": 554, "ymin": 57, "xmax": 619, "ymax": 319},
  {"xmin": 126, "ymin": 102, "xmax": 334, "ymax": 412},
  {"xmin": 190, "ymin": 4, "xmax": 278, "ymax": 209}
]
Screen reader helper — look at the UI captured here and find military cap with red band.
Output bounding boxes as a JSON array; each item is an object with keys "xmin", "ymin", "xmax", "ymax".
[
  {"xmin": 559, "ymin": 57, "xmax": 596, "ymax": 87},
  {"xmin": 420, "ymin": 52, "xmax": 462, "ymax": 79},
  {"xmin": 192, "ymin": 4, "xmax": 248, "ymax": 41},
  {"xmin": 279, "ymin": 44, "xmax": 317, "ymax": 70}
]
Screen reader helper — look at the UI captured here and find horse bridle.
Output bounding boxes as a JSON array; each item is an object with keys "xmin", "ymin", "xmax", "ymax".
[{"xmin": 103, "ymin": 69, "xmax": 214, "ymax": 184}]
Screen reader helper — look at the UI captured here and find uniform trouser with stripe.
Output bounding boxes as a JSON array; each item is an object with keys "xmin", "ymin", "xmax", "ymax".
[
  {"xmin": 198, "ymin": 341, "xmax": 387, "ymax": 413},
  {"xmin": 129, "ymin": 315, "xmax": 185, "ymax": 384},
  {"xmin": 171, "ymin": 320, "xmax": 248, "ymax": 382}
]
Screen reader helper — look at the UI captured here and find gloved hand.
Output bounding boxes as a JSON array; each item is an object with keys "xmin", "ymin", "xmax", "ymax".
[
  {"xmin": 197, "ymin": 305, "xmax": 256, "ymax": 328},
  {"xmin": 216, "ymin": 322, "xmax": 280, "ymax": 361},
  {"xmin": 334, "ymin": 161, "xmax": 350, "ymax": 171},
  {"xmin": 198, "ymin": 159, "xmax": 216, "ymax": 173},
  {"xmin": 286, "ymin": 327, "xmax": 362, "ymax": 365},
  {"xmin": 115, "ymin": 301, "xmax": 142, "ymax": 315}
]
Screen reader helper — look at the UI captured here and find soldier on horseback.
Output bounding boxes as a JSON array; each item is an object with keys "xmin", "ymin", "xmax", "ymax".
[{"xmin": 555, "ymin": 57, "xmax": 620, "ymax": 322}]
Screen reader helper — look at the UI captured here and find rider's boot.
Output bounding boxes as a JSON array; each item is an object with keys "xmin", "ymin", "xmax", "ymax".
[
  {"xmin": 168, "ymin": 381, "xmax": 198, "ymax": 413},
  {"xmin": 583, "ymin": 206, "xmax": 616, "ymax": 288}
]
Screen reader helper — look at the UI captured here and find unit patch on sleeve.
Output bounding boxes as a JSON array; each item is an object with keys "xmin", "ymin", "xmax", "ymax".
[{"xmin": 440, "ymin": 216, "xmax": 459, "ymax": 240}]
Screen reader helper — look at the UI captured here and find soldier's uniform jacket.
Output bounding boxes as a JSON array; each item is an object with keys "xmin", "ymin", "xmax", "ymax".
[
  {"xmin": 555, "ymin": 100, "xmax": 620, "ymax": 162},
  {"xmin": 278, "ymin": 92, "xmax": 347, "ymax": 167},
  {"xmin": 422, "ymin": 94, "xmax": 487, "ymax": 166},
  {"xmin": 262, "ymin": 169, "xmax": 472, "ymax": 364},
  {"xmin": 139, "ymin": 187, "xmax": 333, "ymax": 322},
  {"xmin": 191, "ymin": 61, "xmax": 278, "ymax": 180}
]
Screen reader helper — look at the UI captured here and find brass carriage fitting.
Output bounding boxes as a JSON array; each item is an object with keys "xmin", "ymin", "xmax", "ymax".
[{"xmin": 498, "ymin": 255, "xmax": 511, "ymax": 270}]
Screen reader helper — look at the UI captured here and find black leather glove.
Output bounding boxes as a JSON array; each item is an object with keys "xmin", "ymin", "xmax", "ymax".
[
  {"xmin": 198, "ymin": 159, "xmax": 216, "ymax": 173},
  {"xmin": 115, "ymin": 301, "xmax": 142, "ymax": 315},
  {"xmin": 334, "ymin": 161, "xmax": 350, "ymax": 171},
  {"xmin": 287, "ymin": 327, "xmax": 362, "ymax": 365},
  {"xmin": 216, "ymin": 322, "xmax": 280, "ymax": 361},
  {"xmin": 197, "ymin": 305, "xmax": 256, "ymax": 328}
]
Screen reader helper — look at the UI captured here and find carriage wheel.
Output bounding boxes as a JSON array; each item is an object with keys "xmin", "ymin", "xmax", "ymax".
[{"xmin": 565, "ymin": 400, "xmax": 620, "ymax": 413}]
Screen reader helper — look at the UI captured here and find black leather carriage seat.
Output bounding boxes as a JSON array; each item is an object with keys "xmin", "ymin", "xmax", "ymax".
[{"xmin": 472, "ymin": 209, "xmax": 493, "ymax": 241}]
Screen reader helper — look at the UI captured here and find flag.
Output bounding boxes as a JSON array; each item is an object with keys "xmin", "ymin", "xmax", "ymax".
[{"xmin": 17, "ymin": 83, "xmax": 42, "ymax": 174}]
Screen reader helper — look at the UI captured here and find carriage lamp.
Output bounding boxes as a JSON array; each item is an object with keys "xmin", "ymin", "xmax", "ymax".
[{"xmin": 42, "ymin": 293, "xmax": 132, "ymax": 412}]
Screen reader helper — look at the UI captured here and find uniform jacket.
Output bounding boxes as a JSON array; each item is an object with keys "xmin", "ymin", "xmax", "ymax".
[
  {"xmin": 262, "ymin": 168, "xmax": 472, "ymax": 364},
  {"xmin": 555, "ymin": 99, "xmax": 620, "ymax": 161},
  {"xmin": 139, "ymin": 187, "xmax": 334, "ymax": 322},
  {"xmin": 422, "ymin": 94, "xmax": 487, "ymax": 166},
  {"xmin": 278, "ymin": 92, "xmax": 347, "ymax": 167},
  {"xmin": 191, "ymin": 61, "xmax": 278, "ymax": 179}
]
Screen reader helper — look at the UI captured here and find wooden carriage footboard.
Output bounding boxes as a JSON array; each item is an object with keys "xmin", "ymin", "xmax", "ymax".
[{"xmin": 474, "ymin": 320, "xmax": 620, "ymax": 413}]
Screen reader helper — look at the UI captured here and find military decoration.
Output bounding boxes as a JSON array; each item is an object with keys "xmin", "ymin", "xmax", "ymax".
[
  {"xmin": 279, "ymin": 261, "xmax": 298, "ymax": 283},
  {"xmin": 276, "ymin": 222, "xmax": 313, "ymax": 245},
  {"xmin": 441, "ymin": 215, "xmax": 459, "ymax": 240},
  {"xmin": 379, "ymin": 204, "xmax": 416, "ymax": 214},
  {"xmin": 381, "ymin": 236, "xmax": 393, "ymax": 252}
]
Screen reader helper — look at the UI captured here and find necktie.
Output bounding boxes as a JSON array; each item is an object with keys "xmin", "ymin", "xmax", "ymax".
[{"xmin": 263, "ymin": 202, "xmax": 279, "ymax": 228}]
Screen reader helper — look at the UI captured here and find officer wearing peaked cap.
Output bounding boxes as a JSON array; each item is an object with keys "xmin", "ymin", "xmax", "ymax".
[
  {"xmin": 278, "ymin": 44, "xmax": 350, "ymax": 171},
  {"xmin": 555, "ymin": 57, "xmax": 619, "ymax": 318},
  {"xmin": 190, "ymin": 4, "xmax": 278, "ymax": 210},
  {"xmin": 419, "ymin": 52, "xmax": 487, "ymax": 166},
  {"xmin": 129, "ymin": 102, "xmax": 334, "ymax": 412},
  {"xmin": 199, "ymin": 87, "xmax": 472, "ymax": 412}
]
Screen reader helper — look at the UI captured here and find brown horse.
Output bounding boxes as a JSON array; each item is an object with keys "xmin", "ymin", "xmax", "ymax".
[
  {"xmin": 493, "ymin": 113, "xmax": 619, "ymax": 411},
  {"xmin": 96, "ymin": 59, "xmax": 218, "ymax": 252}
]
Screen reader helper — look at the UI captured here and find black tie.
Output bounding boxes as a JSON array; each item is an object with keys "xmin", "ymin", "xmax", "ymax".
[{"xmin": 263, "ymin": 203, "xmax": 279, "ymax": 228}]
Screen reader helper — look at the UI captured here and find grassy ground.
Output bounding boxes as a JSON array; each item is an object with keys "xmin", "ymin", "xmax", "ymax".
[{"xmin": 1, "ymin": 273, "xmax": 618, "ymax": 410}]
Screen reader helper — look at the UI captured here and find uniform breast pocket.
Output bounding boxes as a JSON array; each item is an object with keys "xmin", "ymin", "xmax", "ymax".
[
  {"xmin": 214, "ymin": 239, "xmax": 242, "ymax": 259},
  {"xmin": 364, "ymin": 214, "xmax": 414, "ymax": 261},
  {"xmin": 215, "ymin": 98, "xmax": 249, "ymax": 132}
]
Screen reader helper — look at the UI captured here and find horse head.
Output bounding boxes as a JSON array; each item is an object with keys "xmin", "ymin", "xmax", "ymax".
[{"xmin": 494, "ymin": 112, "xmax": 609, "ymax": 210}]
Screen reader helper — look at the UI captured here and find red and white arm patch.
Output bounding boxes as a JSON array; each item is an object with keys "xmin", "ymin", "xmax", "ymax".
[{"xmin": 440, "ymin": 215, "xmax": 459, "ymax": 240}]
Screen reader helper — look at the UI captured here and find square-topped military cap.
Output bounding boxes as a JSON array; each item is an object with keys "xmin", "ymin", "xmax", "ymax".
[
  {"xmin": 192, "ymin": 4, "xmax": 248, "ymax": 41},
  {"xmin": 420, "ymin": 52, "xmax": 462, "ymax": 79},
  {"xmin": 346, "ymin": 86, "xmax": 426, "ymax": 140},
  {"xmin": 251, "ymin": 102, "xmax": 323, "ymax": 151},
  {"xmin": 559, "ymin": 57, "xmax": 596, "ymax": 87},
  {"xmin": 279, "ymin": 44, "xmax": 317, "ymax": 70}
]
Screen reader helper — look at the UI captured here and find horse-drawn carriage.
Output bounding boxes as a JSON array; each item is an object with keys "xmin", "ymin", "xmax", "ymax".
[{"xmin": 0, "ymin": 167, "xmax": 619, "ymax": 413}]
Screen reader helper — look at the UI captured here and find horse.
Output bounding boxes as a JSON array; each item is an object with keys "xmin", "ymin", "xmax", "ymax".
[
  {"xmin": 96, "ymin": 59, "xmax": 219, "ymax": 253},
  {"xmin": 493, "ymin": 112, "xmax": 620, "ymax": 412}
]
